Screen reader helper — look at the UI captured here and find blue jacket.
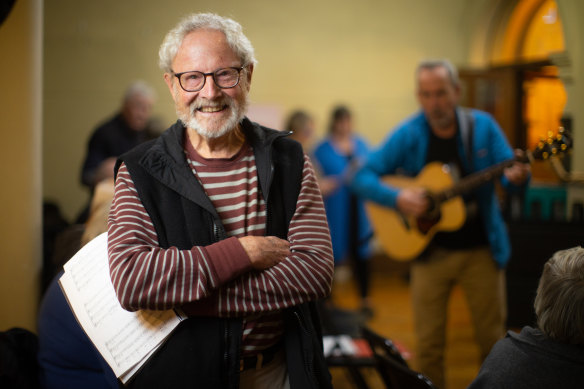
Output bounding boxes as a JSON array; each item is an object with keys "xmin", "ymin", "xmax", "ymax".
[
  {"xmin": 351, "ymin": 109, "xmax": 526, "ymax": 268},
  {"xmin": 313, "ymin": 136, "xmax": 373, "ymax": 263}
]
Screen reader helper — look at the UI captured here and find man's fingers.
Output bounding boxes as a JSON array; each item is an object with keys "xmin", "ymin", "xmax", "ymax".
[{"xmin": 240, "ymin": 236, "xmax": 291, "ymax": 270}]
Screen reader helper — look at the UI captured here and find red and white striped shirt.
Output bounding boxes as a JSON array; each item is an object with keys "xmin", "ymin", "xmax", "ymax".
[{"xmin": 107, "ymin": 136, "xmax": 334, "ymax": 355}]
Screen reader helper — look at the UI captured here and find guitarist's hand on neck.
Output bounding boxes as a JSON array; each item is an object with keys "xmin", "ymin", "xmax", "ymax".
[
  {"xmin": 396, "ymin": 187, "xmax": 430, "ymax": 218},
  {"xmin": 504, "ymin": 149, "xmax": 531, "ymax": 185}
]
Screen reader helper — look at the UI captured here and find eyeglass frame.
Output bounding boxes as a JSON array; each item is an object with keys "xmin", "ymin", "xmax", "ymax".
[{"xmin": 172, "ymin": 66, "xmax": 246, "ymax": 92}]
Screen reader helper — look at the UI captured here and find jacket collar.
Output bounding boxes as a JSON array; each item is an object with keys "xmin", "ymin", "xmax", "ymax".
[{"xmin": 138, "ymin": 118, "xmax": 289, "ymax": 213}]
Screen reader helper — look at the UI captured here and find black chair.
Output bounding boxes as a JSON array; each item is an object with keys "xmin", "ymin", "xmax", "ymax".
[
  {"xmin": 361, "ymin": 326, "xmax": 436, "ymax": 389},
  {"xmin": 0, "ymin": 327, "xmax": 39, "ymax": 389}
]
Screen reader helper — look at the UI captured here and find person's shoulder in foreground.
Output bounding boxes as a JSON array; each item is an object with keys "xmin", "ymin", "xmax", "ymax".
[{"xmin": 469, "ymin": 246, "xmax": 584, "ymax": 389}]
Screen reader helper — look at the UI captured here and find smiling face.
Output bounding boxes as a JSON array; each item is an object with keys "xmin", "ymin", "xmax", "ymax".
[{"xmin": 164, "ymin": 28, "xmax": 253, "ymax": 139}]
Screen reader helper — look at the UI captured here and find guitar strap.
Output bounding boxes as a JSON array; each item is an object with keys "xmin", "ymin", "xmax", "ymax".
[{"xmin": 457, "ymin": 107, "xmax": 474, "ymax": 173}]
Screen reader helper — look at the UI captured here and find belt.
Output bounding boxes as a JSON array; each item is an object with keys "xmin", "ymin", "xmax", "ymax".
[{"xmin": 239, "ymin": 342, "xmax": 282, "ymax": 371}]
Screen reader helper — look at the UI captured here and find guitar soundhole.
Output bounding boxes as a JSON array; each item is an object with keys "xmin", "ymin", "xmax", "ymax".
[{"xmin": 417, "ymin": 213, "xmax": 440, "ymax": 234}]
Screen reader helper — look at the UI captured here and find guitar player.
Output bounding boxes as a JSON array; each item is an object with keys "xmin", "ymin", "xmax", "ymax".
[{"xmin": 351, "ymin": 59, "xmax": 531, "ymax": 389}]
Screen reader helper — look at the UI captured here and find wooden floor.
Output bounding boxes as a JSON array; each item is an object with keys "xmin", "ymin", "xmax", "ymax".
[{"xmin": 328, "ymin": 254, "xmax": 481, "ymax": 389}]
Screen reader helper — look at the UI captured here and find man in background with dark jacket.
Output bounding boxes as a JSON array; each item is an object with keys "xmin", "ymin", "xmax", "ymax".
[{"xmin": 80, "ymin": 81, "xmax": 157, "ymax": 190}]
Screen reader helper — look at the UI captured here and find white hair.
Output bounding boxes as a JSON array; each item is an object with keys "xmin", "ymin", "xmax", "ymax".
[
  {"xmin": 158, "ymin": 13, "xmax": 257, "ymax": 73},
  {"xmin": 535, "ymin": 246, "xmax": 584, "ymax": 345},
  {"xmin": 416, "ymin": 58, "xmax": 460, "ymax": 87},
  {"xmin": 123, "ymin": 80, "xmax": 156, "ymax": 103}
]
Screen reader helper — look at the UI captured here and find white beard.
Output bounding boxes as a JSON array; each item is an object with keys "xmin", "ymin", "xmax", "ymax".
[{"xmin": 175, "ymin": 87, "xmax": 249, "ymax": 139}]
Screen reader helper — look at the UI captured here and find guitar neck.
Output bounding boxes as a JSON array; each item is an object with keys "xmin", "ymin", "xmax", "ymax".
[{"xmin": 437, "ymin": 158, "xmax": 518, "ymax": 202}]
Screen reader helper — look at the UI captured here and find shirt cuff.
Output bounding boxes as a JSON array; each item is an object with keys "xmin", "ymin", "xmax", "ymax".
[{"xmin": 204, "ymin": 236, "xmax": 252, "ymax": 284}]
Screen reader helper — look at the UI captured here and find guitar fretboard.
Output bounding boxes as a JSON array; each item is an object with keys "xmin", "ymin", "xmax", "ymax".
[{"xmin": 437, "ymin": 157, "xmax": 525, "ymax": 203}]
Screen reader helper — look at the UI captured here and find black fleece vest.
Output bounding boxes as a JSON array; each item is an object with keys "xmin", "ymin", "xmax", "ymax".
[{"xmin": 118, "ymin": 121, "xmax": 302, "ymax": 250}]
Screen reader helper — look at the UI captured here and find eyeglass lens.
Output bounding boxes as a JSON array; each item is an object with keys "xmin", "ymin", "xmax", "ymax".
[{"xmin": 179, "ymin": 68, "xmax": 240, "ymax": 92}]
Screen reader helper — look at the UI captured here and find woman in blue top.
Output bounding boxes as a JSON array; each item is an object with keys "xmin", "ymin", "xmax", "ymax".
[{"xmin": 313, "ymin": 106, "xmax": 374, "ymax": 316}]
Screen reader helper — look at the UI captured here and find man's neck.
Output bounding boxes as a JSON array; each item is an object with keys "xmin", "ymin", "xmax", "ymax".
[
  {"xmin": 187, "ymin": 126, "xmax": 246, "ymax": 159},
  {"xmin": 431, "ymin": 124, "xmax": 457, "ymax": 139}
]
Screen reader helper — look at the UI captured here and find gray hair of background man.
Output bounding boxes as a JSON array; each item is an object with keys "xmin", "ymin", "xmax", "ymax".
[
  {"xmin": 158, "ymin": 13, "xmax": 257, "ymax": 74},
  {"xmin": 415, "ymin": 59, "xmax": 460, "ymax": 87},
  {"xmin": 534, "ymin": 246, "xmax": 584, "ymax": 345},
  {"xmin": 123, "ymin": 80, "xmax": 156, "ymax": 104}
]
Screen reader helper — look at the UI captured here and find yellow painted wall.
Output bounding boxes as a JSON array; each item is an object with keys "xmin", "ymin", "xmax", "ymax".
[
  {"xmin": 43, "ymin": 0, "xmax": 474, "ymax": 220},
  {"xmin": 0, "ymin": 0, "xmax": 43, "ymax": 331}
]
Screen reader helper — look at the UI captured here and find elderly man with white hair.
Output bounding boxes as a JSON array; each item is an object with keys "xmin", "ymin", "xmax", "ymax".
[{"xmin": 107, "ymin": 13, "xmax": 334, "ymax": 389}]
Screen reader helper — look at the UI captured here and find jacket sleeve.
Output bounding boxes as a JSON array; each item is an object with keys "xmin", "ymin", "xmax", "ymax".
[{"xmin": 478, "ymin": 113, "xmax": 530, "ymax": 193}]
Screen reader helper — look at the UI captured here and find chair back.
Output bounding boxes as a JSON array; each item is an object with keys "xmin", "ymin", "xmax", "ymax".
[
  {"xmin": 361, "ymin": 326, "xmax": 437, "ymax": 389},
  {"xmin": 361, "ymin": 326, "xmax": 408, "ymax": 367}
]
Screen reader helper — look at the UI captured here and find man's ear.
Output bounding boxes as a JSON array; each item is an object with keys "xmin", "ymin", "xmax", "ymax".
[
  {"xmin": 244, "ymin": 64, "xmax": 254, "ymax": 91},
  {"xmin": 453, "ymin": 83, "xmax": 462, "ymax": 102},
  {"xmin": 163, "ymin": 73, "xmax": 177, "ymax": 102}
]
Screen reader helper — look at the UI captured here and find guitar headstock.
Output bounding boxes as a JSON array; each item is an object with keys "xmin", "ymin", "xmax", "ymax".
[{"xmin": 531, "ymin": 126, "xmax": 573, "ymax": 161}]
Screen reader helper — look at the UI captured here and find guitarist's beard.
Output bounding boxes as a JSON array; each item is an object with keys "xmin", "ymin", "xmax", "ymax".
[{"xmin": 426, "ymin": 109, "xmax": 456, "ymax": 132}]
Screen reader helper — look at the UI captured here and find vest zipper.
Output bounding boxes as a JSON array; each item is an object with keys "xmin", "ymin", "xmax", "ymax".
[
  {"xmin": 223, "ymin": 323, "xmax": 230, "ymax": 387},
  {"xmin": 213, "ymin": 220, "xmax": 227, "ymax": 241}
]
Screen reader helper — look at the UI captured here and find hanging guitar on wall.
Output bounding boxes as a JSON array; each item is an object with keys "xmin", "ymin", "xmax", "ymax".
[{"xmin": 366, "ymin": 127, "xmax": 572, "ymax": 261}]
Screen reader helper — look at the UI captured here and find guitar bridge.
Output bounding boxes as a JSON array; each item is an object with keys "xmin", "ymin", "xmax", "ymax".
[
  {"xmin": 418, "ymin": 193, "xmax": 441, "ymax": 234},
  {"xmin": 417, "ymin": 213, "xmax": 441, "ymax": 234}
]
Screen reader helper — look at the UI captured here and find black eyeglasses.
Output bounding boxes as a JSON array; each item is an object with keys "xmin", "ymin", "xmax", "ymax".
[{"xmin": 172, "ymin": 66, "xmax": 245, "ymax": 92}]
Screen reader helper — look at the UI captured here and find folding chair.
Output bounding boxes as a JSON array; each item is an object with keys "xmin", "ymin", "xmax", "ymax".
[{"xmin": 361, "ymin": 326, "xmax": 437, "ymax": 389}]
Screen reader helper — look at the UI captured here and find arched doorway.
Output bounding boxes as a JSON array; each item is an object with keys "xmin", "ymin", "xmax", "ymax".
[
  {"xmin": 503, "ymin": 0, "xmax": 567, "ymax": 155},
  {"xmin": 462, "ymin": 0, "xmax": 584, "ymax": 330},
  {"xmin": 460, "ymin": 0, "xmax": 567, "ymax": 181}
]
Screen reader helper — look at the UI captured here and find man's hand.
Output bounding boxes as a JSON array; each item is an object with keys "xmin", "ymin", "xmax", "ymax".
[
  {"xmin": 396, "ymin": 187, "xmax": 430, "ymax": 218},
  {"xmin": 239, "ymin": 236, "xmax": 291, "ymax": 270},
  {"xmin": 504, "ymin": 149, "xmax": 531, "ymax": 185}
]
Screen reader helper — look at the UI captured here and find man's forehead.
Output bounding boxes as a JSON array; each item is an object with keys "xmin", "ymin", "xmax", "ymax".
[
  {"xmin": 417, "ymin": 67, "xmax": 455, "ymax": 89},
  {"xmin": 418, "ymin": 66, "xmax": 449, "ymax": 81},
  {"xmin": 173, "ymin": 29, "xmax": 238, "ymax": 65}
]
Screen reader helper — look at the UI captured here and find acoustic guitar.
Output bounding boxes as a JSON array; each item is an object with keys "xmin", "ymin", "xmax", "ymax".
[{"xmin": 367, "ymin": 128, "xmax": 571, "ymax": 261}]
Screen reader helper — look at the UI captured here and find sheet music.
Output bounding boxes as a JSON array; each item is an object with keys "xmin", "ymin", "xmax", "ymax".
[
  {"xmin": 323, "ymin": 335, "xmax": 357, "ymax": 357},
  {"xmin": 59, "ymin": 232, "xmax": 182, "ymax": 383}
]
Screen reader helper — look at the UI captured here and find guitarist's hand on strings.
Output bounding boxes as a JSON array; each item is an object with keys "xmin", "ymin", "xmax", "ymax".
[
  {"xmin": 396, "ymin": 187, "xmax": 430, "ymax": 218},
  {"xmin": 504, "ymin": 149, "xmax": 531, "ymax": 186}
]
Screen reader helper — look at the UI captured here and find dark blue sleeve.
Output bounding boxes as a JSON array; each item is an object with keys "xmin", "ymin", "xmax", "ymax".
[{"xmin": 37, "ymin": 271, "xmax": 119, "ymax": 389}]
